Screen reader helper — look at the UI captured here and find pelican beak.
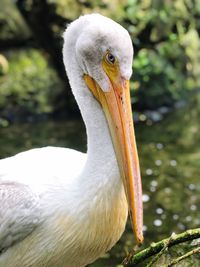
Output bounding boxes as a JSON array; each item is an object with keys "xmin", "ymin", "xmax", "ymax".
[{"xmin": 84, "ymin": 63, "xmax": 143, "ymax": 244}]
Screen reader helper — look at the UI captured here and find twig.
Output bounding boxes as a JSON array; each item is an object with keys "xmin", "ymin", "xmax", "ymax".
[
  {"xmin": 125, "ymin": 228, "xmax": 200, "ymax": 266},
  {"xmin": 145, "ymin": 233, "xmax": 176, "ymax": 267},
  {"xmin": 163, "ymin": 246, "xmax": 200, "ymax": 267},
  {"xmin": 122, "ymin": 244, "xmax": 141, "ymax": 265}
]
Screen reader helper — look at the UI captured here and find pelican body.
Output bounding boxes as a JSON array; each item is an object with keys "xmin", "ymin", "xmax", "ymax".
[{"xmin": 0, "ymin": 14, "xmax": 143, "ymax": 267}]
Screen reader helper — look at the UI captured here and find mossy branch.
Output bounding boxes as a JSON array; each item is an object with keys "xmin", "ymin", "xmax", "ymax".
[
  {"xmin": 163, "ymin": 246, "xmax": 200, "ymax": 267},
  {"xmin": 123, "ymin": 228, "xmax": 200, "ymax": 266}
]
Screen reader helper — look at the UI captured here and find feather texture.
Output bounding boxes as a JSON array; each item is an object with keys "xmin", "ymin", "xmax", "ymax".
[{"xmin": 0, "ymin": 13, "xmax": 134, "ymax": 267}]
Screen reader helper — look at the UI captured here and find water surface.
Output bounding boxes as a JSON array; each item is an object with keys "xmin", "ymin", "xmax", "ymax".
[{"xmin": 0, "ymin": 94, "xmax": 199, "ymax": 266}]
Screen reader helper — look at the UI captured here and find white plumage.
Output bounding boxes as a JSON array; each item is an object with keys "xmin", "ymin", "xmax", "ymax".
[{"xmin": 0, "ymin": 14, "xmax": 143, "ymax": 267}]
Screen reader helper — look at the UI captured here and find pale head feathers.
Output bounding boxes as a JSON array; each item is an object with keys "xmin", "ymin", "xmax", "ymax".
[{"xmin": 63, "ymin": 13, "xmax": 133, "ymax": 92}]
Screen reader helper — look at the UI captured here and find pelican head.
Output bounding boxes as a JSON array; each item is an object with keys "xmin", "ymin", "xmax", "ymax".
[{"xmin": 63, "ymin": 14, "xmax": 143, "ymax": 244}]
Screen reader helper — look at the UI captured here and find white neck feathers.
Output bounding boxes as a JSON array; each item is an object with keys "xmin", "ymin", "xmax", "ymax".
[{"xmin": 63, "ymin": 22, "xmax": 120, "ymax": 185}]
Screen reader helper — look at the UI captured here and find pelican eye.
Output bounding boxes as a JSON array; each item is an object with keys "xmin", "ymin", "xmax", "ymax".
[{"xmin": 106, "ymin": 52, "xmax": 116, "ymax": 64}]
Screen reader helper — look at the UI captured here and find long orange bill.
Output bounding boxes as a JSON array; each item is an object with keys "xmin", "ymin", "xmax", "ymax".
[{"xmin": 84, "ymin": 72, "xmax": 143, "ymax": 244}]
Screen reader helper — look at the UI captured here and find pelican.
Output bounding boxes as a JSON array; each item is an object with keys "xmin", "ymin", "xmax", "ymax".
[{"xmin": 0, "ymin": 14, "xmax": 143, "ymax": 267}]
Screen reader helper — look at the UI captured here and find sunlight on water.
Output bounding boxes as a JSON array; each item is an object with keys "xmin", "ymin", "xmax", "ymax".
[{"xmin": 0, "ymin": 94, "xmax": 200, "ymax": 266}]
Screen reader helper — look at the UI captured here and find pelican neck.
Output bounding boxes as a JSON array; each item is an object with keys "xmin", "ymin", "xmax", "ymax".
[
  {"xmin": 70, "ymin": 72, "xmax": 119, "ymax": 181},
  {"xmin": 80, "ymin": 81, "xmax": 116, "ymax": 164}
]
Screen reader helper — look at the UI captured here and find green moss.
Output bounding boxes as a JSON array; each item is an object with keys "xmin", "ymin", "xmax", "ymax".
[{"xmin": 0, "ymin": 48, "xmax": 64, "ymax": 115}]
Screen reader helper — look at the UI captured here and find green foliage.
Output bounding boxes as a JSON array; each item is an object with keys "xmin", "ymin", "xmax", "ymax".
[
  {"xmin": 123, "ymin": 0, "xmax": 200, "ymax": 109},
  {"xmin": 0, "ymin": 0, "xmax": 30, "ymax": 42},
  {"xmin": 48, "ymin": 0, "xmax": 126, "ymax": 21},
  {"xmin": 0, "ymin": 49, "xmax": 64, "ymax": 116},
  {"xmin": 47, "ymin": 0, "xmax": 200, "ymax": 110},
  {"xmin": 1, "ymin": 0, "xmax": 200, "ymax": 116},
  {"xmin": 0, "ymin": 55, "xmax": 9, "ymax": 75}
]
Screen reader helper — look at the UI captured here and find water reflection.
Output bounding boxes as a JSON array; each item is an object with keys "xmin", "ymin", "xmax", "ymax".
[
  {"xmin": 0, "ymin": 94, "xmax": 200, "ymax": 266},
  {"xmin": 153, "ymin": 219, "xmax": 162, "ymax": 227}
]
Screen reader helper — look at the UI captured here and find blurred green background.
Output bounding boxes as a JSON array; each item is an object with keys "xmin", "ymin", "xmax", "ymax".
[
  {"xmin": 0, "ymin": 0, "xmax": 200, "ymax": 266},
  {"xmin": 1, "ymin": 0, "xmax": 200, "ymax": 119}
]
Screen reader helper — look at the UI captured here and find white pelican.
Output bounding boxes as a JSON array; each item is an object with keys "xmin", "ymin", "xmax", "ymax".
[{"xmin": 0, "ymin": 14, "xmax": 143, "ymax": 267}]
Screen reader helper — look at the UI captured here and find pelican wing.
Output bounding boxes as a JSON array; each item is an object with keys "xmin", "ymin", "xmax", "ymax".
[
  {"xmin": 0, "ymin": 181, "xmax": 42, "ymax": 254},
  {"xmin": 0, "ymin": 147, "xmax": 86, "ymax": 255}
]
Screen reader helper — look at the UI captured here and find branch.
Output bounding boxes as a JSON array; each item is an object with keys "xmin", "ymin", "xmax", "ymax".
[
  {"xmin": 163, "ymin": 246, "xmax": 200, "ymax": 267},
  {"xmin": 124, "ymin": 228, "xmax": 200, "ymax": 266},
  {"xmin": 145, "ymin": 234, "xmax": 175, "ymax": 267}
]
